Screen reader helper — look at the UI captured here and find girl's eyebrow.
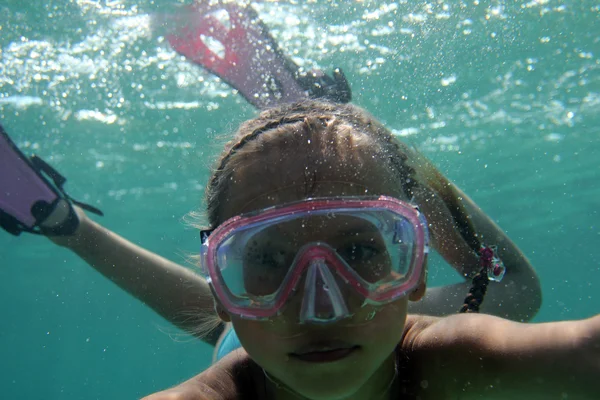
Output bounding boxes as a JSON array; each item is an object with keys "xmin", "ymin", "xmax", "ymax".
[
  {"xmin": 326, "ymin": 221, "xmax": 383, "ymax": 241},
  {"xmin": 337, "ymin": 225, "xmax": 379, "ymax": 236},
  {"xmin": 252, "ymin": 223, "xmax": 380, "ymax": 245}
]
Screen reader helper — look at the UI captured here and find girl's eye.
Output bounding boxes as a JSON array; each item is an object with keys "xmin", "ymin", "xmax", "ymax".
[
  {"xmin": 267, "ymin": 250, "xmax": 289, "ymax": 268},
  {"xmin": 338, "ymin": 243, "xmax": 380, "ymax": 262},
  {"xmin": 248, "ymin": 249, "xmax": 290, "ymax": 269}
]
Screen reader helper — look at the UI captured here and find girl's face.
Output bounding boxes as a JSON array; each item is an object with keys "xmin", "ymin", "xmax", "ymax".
[{"xmin": 217, "ymin": 142, "xmax": 425, "ymax": 399}]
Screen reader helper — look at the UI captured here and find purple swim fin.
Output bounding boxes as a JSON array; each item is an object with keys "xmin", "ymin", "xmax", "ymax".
[
  {"xmin": 0, "ymin": 123, "xmax": 103, "ymax": 236},
  {"xmin": 164, "ymin": 2, "xmax": 351, "ymax": 109}
]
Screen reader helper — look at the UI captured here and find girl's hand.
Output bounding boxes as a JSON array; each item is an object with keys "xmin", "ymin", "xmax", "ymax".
[
  {"xmin": 46, "ymin": 205, "xmax": 90, "ymax": 248},
  {"xmin": 140, "ymin": 349, "xmax": 262, "ymax": 400}
]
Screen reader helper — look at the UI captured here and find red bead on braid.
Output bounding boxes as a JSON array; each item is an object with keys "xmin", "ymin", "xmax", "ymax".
[
  {"xmin": 481, "ymin": 245, "xmax": 506, "ymax": 282},
  {"xmin": 459, "ymin": 245, "xmax": 506, "ymax": 313}
]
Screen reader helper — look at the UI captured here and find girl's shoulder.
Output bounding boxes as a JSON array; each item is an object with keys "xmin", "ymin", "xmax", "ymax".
[{"xmin": 395, "ymin": 313, "xmax": 510, "ymax": 399}]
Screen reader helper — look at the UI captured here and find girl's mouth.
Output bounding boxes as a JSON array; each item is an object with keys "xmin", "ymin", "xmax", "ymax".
[{"xmin": 290, "ymin": 343, "xmax": 360, "ymax": 363}]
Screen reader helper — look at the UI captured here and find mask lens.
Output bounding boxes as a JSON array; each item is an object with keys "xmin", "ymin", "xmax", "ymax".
[{"xmin": 213, "ymin": 207, "xmax": 420, "ymax": 309}]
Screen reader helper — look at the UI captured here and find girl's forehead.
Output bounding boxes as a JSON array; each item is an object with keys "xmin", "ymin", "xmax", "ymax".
[{"xmin": 219, "ymin": 153, "xmax": 406, "ymax": 221}]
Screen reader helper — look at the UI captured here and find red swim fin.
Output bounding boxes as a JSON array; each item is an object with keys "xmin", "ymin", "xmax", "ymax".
[{"xmin": 164, "ymin": 2, "xmax": 351, "ymax": 109}]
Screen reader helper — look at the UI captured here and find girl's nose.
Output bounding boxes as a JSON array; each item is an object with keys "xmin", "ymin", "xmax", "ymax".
[{"xmin": 298, "ymin": 258, "xmax": 351, "ymax": 324}]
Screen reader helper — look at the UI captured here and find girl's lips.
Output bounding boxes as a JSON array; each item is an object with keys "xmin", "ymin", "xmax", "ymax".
[{"xmin": 290, "ymin": 343, "xmax": 360, "ymax": 363}]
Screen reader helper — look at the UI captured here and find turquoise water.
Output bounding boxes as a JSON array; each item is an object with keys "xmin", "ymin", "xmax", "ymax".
[{"xmin": 1, "ymin": 1, "xmax": 598, "ymax": 398}]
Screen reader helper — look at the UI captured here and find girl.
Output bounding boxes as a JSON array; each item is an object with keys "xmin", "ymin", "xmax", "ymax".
[
  {"xmin": 45, "ymin": 95, "xmax": 540, "ymax": 348},
  {"xmin": 139, "ymin": 100, "xmax": 598, "ymax": 399}
]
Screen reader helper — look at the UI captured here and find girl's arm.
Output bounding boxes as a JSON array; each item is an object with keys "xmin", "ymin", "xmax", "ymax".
[
  {"xmin": 407, "ymin": 313, "xmax": 600, "ymax": 399},
  {"xmin": 412, "ymin": 185, "xmax": 541, "ymax": 321},
  {"xmin": 50, "ymin": 207, "xmax": 222, "ymax": 345}
]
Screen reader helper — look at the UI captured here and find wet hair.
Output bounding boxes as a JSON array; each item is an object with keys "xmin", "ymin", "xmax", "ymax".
[
  {"xmin": 205, "ymin": 100, "xmax": 419, "ymax": 227},
  {"xmin": 201, "ymin": 100, "xmax": 488, "ymax": 320}
]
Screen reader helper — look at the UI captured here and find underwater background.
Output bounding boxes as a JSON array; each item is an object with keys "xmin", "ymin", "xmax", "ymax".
[{"xmin": 1, "ymin": 0, "xmax": 598, "ymax": 398}]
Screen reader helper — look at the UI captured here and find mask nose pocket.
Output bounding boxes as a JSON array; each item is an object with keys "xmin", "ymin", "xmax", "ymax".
[{"xmin": 300, "ymin": 258, "xmax": 351, "ymax": 324}]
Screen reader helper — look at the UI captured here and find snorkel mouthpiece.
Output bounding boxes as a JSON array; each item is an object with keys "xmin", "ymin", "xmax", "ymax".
[{"xmin": 300, "ymin": 258, "xmax": 351, "ymax": 324}]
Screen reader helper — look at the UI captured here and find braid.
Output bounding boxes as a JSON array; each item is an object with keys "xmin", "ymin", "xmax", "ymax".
[
  {"xmin": 207, "ymin": 116, "xmax": 306, "ymax": 192},
  {"xmin": 371, "ymin": 123, "xmax": 491, "ymax": 314},
  {"xmin": 359, "ymin": 123, "xmax": 495, "ymax": 315},
  {"xmin": 359, "ymin": 113, "xmax": 497, "ymax": 315},
  {"xmin": 459, "ymin": 264, "xmax": 490, "ymax": 313},
  {"xmin": 381, "ymin": 138, "xmax": 418, "ymax": 198},
  {"xmin": 459, "ymin": 245, "xmax": 505, "ymax": 313},
  {"xmin": 205, "ymin": 116, "xmax": 302, "ymax": 227}
]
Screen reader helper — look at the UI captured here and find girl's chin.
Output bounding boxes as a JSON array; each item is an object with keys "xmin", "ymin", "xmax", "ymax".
[{"xmin": 269, "ymin": 362, "xmax": 373, "ymax": 400}]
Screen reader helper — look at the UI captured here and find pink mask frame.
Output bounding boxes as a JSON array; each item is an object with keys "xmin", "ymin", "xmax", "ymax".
[{"xmin": 200, "ymin": 196, "xmax": 429, "ymax": 321}]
